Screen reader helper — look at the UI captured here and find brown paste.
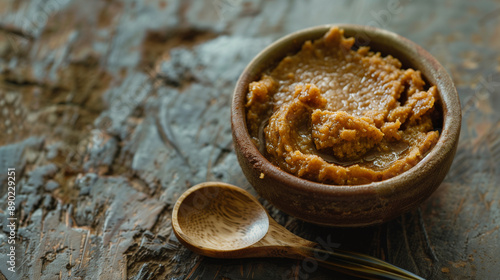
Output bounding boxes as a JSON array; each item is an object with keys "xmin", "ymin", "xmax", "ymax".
[{"xmin": 245, "ymin": 27, "xmax": 440, "ymax": 185}]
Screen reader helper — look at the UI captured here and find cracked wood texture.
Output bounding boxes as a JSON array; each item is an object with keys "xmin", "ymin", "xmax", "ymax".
[{"xmin": 0, "ymin": 0, "xmax": 499, "ymax": 279}]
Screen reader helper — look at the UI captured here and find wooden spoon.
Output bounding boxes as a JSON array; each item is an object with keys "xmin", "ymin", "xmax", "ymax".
[{"xmin": 172, "ymin": 182, "xmax": 425, "ymax": 280}]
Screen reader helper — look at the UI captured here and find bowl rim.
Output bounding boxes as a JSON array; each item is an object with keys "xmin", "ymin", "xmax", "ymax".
[{"xmin": 231, "ymin": 23, "xmax": 461, "ymax": 198}]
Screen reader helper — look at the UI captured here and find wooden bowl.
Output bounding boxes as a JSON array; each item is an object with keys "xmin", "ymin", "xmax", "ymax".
[{"xmin": 231, "ymin": 24, "xmax": 461, "ymax": 227}]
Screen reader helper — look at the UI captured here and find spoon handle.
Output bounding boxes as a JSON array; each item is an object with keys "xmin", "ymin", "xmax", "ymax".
[{"xmin": 295, "ymin": 245, "xmax": 425, "ymax": 280}]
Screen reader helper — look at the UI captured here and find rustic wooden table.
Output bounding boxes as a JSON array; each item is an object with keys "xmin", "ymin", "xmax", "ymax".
[{"xmin": 0, "ymin": 0, "xmax": 499, "ymax": 279}]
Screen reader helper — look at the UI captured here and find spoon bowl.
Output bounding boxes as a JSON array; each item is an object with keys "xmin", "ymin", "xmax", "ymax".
[
  {"xmin": 172, "ymin": 182, "xmax": 425, "ymax": 279},
  {"xmin": 174, "ymin": 182, "xmax": 269, "ymax": 252}
]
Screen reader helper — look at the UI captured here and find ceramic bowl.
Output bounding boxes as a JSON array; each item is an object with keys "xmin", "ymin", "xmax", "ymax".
[{"xmin": 231, "ymin": 24, "xmax": 461, "ymax": 227}]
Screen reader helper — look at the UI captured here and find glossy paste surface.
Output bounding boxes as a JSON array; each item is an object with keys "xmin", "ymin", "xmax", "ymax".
[{"xmin": 246, "ymin": 27, "xmax": 440, "ymax": 185}]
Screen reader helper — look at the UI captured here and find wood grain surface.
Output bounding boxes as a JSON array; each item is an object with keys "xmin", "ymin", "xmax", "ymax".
[{"xmin": 0, "ymin": 0, "xmax": 499, "ymax": 279}]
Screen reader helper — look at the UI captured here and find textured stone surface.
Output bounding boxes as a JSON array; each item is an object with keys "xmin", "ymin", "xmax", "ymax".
[{"xmin": 0, "ymin": 0, "xmax": 499, "ymax": 279}]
